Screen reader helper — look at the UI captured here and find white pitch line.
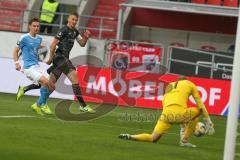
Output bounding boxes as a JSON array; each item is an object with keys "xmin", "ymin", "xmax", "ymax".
[{"xmin": 0, "ymin": 115, "xmax": 35, "ymax": 118}]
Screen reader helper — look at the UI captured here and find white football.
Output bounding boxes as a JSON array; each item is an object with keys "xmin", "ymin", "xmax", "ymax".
[{"xmin": 194, "ymin": 122, "xmax": 206, "ymax": 137}]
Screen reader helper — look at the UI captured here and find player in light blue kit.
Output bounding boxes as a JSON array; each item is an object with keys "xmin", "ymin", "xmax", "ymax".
[{"xmin": 12, "ymin": 17, "xmax": 55, "ymax": 115}]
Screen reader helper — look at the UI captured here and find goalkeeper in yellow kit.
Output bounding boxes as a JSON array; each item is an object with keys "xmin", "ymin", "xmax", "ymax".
[{"xmin": 119, "ymin": 77, "xmax": 215, "ymax": 147}]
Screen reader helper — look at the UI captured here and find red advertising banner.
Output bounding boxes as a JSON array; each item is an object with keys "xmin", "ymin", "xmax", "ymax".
[{"xmin": 77, "ymin": 66, "xmax": 231, "ymax": 116}]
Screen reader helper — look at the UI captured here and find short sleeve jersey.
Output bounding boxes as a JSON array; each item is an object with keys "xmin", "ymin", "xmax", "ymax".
[{"xmin": 17, "ymin": 33, "xmax": 42, "ymax": 69}]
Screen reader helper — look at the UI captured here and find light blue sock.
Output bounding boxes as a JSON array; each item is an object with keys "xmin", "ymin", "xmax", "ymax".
[{"xmin": 36, "ymin": 87, "xmax": 50, "ymax": 107}]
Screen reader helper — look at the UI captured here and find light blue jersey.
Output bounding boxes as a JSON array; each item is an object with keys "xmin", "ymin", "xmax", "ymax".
[{"xmin": 18, "ymin": 33, "xmax": 42, "ymax": 69}]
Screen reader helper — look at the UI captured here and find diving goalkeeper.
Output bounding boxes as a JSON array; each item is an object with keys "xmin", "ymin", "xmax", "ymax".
[{"xmin": 119, "ymin": 77, "xmax": 215, "ymax": 148}]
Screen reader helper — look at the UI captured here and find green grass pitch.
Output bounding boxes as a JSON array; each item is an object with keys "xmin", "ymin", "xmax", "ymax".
[{"xmin": 0, "ymin": 93, "xmax": 239, "ymax": 160}]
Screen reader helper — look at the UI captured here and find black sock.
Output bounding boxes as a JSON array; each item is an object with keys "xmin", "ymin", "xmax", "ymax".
[
  {"xmin": 72, "ymin": 84, "xmax": 86, "ymax": 107},
  {"xmin": 24, "ymin": 84, "xmax": 41, "ymax": 93}
]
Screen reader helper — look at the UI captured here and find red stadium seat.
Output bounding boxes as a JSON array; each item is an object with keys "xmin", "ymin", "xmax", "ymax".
[
  {"xmin": 223, "ymin": 0, "xmax": 238, "ymax": 7},
  {"xmin": 207, "ymin": 0, "xmax": 221, "ymax": 5},
  {"xmin": 191, "ymin": 0, "xmax": 205, "ymax": 4}
]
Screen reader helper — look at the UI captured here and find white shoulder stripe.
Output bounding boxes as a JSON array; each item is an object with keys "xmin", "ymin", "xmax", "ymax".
[{"xmin": 19, "ymin": 34, "xmax": 29, "ymax": 41}]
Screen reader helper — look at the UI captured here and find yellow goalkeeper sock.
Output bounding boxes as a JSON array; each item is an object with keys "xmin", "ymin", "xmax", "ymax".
[
  {"xmin": 131, "ymin": 133, "xmax": 153, "ymax": 142},
  {"xmin": 183, "ymin": 118, "xmax": 199, "ymax": 141}
]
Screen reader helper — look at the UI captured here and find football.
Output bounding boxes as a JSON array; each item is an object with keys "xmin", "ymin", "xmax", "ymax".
[{"xmin": 194, "ymin": 122, "xmax": 206, "ymax": 137}]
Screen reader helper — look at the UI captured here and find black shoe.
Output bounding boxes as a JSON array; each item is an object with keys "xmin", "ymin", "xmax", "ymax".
[{"xmin": 118, "ymin": 134, "xmax": 131, "ymax": 140}]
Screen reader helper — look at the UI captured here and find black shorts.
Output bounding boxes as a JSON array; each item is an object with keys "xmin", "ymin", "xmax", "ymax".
[{"xmin": 48, "ymin": 56, "xmax": 76, "ymax": 80}]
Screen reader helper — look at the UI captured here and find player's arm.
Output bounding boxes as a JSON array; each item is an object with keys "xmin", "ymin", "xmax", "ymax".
[
  {"xmin": 46, "ymin": 38, "xmax": 59, "ymax": 65},
  {"xmin": 13, "ymin": 47, "xmax": 21, "ymax": 71},
  {"xmin": 192, "ymin": 85, "xmax": 209, "ymax": 119},
  {"xmin": 76, "ymin": 30, "xmax": 91, "ymax": 47},
  {"xmin": 191, "ymin": 83, "xmax": 215, "ymax": 135},
  {"xmin": 46, "ymin": 27, "xmax": 65, "ymax": 65}
]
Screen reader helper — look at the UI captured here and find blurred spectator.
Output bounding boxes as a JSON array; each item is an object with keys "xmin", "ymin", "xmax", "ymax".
[
  {"xmin": 170, "ymin": 42, "xmax": 185, "ymax": 47},
  {"xmin": 200, "ymin": 45, "xmax": 216, "ymax": 52},
  {"xmin": 40, "ymin": 0, "xmax": 59, "ymax": 34}
]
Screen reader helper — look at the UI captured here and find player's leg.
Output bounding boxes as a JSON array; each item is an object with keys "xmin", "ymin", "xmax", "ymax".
[
  {"xmin": 67, "ymin": 70, "xmax": 95, "ymax": 113},
  {"xmin": 36, "ymin": 87, "xmax": 52, "ymax": 114},
  {"xmin": 38, "ymin": 75, "xmax": 55, "ymax": 92},
  {"xmin": 24, "ymin": 84, "xmax": 41, "ymax": 92},
  {"xmin": 182, "ymin": 108, "xmax": 200, "ymax": 140},
  {"xmin": 62, "ymin": 60, "xmax": 95, "ymax": 113},
  {"xmin": 119, "ymin": 117, "xmax": 171, "ymax": 142},
  {"xmin": 35, "ymin": 71, "xmax": 59, "ymax": 115},
  {"xmin": 37, "ymin": 64, "xmax": 62, "ymax": 112},
  {"xmin": 25, "ymin": 66, "xmax": 55, "ymax": 115},
  {"xmin": 180, "ymin": 107, "xmax": 200, "ymax": 148},
  {"xmin": 179, "ymin": 123, "xmax": 187, "ymax": 140},
  {"xmin": 119, "ymin": 133, "xmax": 161, "ymax": 142},
  {"xmin": 16, "ymin": 84, "xmax": 41, "ymax": 101},
  {"xmin": 31, "ymin": 75, "xmax": 54, "ymax": 115},
  {"xmin": 133, "ymin": 120, "xmax": 171, "ymax": 142},
  {"xmin": 119, "ymin": 105, "xmax": 185, "ymax": 143}
]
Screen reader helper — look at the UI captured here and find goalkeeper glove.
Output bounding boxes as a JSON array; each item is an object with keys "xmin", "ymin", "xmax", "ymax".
[{"xmin": 204, "ymin": 118, "xmax": 215, "ymax": 136}]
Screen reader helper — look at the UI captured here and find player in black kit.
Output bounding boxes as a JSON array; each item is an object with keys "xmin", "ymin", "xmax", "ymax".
[{"xmin": 46, "ymin": 12, "xmax": 95, "ymax": 113}]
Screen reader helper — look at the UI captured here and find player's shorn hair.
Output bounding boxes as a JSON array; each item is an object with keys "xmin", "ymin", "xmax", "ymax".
[{"xmin": 69, "ymin": 12, "xmax": 79, "ymax": 18}]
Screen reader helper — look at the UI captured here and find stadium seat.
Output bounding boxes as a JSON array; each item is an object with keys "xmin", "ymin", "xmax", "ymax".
[
  {"xmin": 206, "ymin": 0, "xmax": 222, "ymax": 5},
  {"xmin": 0, "ymin": 0, "xmax": 27, "ymax": 32},
  {"xmin": 223, "ymin": 0, "xmax": 238, "ymax": 7},
  {"xmin": 191, "ymin": 0, "xmax": 205, "ymax": 4}
]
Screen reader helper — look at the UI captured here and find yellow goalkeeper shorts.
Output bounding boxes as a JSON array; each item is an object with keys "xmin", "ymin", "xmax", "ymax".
[{"xmin": 153, "ymin": 105, "xmax": 200, "ymax": 134}]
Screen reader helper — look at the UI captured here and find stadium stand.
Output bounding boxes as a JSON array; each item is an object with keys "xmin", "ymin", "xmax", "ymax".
[
  {"xmin": 191, "ymin": 0, "xmax": 206, "ymax": 4},
  {"xmin": 0, "ymin": 0, "xmax": 28, "ymax": 32},
  {"xmin": 206, "ymin": 0, "xmax": 222, "ymax": 6},
  {"xmin": 223, "ymin": 0, "xmax": 238, "ymax": 7},
  {"xmin": 87, "ymin": 0, "xmax": 127, "ymax": 39}
]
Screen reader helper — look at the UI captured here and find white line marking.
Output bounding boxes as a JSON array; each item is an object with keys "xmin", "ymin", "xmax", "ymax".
[{"xmin": 0, "ymin": 115, "xmax": 35, "ymax": 118}]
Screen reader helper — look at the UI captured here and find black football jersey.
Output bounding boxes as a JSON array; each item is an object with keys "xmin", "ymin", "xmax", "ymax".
[{"xmin": 55, "ymin": 25, "xmax": 79, "ymax": 58}]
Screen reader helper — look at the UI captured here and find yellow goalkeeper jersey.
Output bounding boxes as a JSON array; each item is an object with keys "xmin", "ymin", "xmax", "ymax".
[{"xmin": 162, "ymin": 80, "xmax": 209, "ymax": 119}]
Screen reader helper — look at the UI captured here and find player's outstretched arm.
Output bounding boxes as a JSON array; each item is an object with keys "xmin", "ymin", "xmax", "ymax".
[
  {"xmin": 191, "ymin": 82, "xmax": 209, "ymax": 118},
  {"xmin": 13, "ymin": 47, "xmax": 21, "ymax": 71},
  {"xmin": 191, "ymin": 82, "xmax": 215, "ymax": 135},
  {"xmin": 77, "ymin": 30, "xmax": 91, "ymax": 47}
]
